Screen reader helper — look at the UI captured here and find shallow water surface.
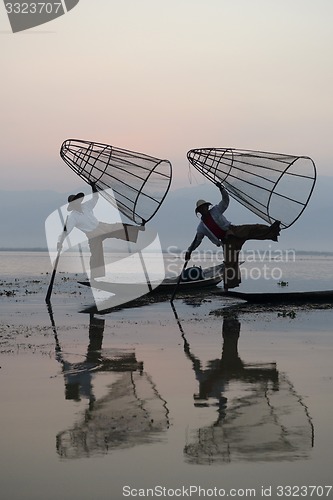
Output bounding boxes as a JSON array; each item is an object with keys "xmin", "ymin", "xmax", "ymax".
[
  {"xmin": 1, "ymin": 287, "xmax": 333, "ymax": 500},
  {"xmin": 1, "ymin": 251, "xmax": 333, "ymax": 499}
]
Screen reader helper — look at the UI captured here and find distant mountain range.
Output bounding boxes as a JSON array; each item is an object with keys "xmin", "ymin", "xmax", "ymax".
[{"xmin": 1, "ymin": 176, "xmax": 332, "ymax": 252}]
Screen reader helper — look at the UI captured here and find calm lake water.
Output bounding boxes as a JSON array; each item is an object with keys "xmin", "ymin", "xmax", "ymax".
[
  {"xmin": 1, "ymin": 249, "xmax": 333, "ymax": 291},
  {"xmin": 1, "ymin": 252, "xmax": 333, "ymax": 500}
]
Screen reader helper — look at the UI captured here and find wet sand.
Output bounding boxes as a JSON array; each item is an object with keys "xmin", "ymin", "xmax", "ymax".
[{"xmin": 1, "ymin": 273, "xmax": 333, "ymax": 500}]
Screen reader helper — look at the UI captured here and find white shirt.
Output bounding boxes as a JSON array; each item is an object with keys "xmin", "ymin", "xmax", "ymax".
[
  {"xmin": 189, "ymin": 186, "xmax": 231, "ymax": 252},
  {"xmin": 65, "ymin": 194, "xmax": 99, "ymax": 236}
]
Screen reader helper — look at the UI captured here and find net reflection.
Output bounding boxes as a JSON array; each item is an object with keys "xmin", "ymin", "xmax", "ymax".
[
  {"xmin": 49, "ymin": 310, "xmax": 169, "ymax": 459},
  {"xmin": 174, "ymin": 308, "xmax": 314, "ymax": 465}
]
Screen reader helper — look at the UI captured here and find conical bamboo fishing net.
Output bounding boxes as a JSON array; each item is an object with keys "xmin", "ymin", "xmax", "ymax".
[
  {"xmin": 56, "ymin": 371, "xmax": 169, "ymax": 458},
  {"xmin": 187, "ymin": 148, "xmax": 316, "ymax": 229},
  {"xmin": 60, "ymin": 139, "xmax": 172, "ymax": 225},
  {"xmin": 184, "ymin": 374, "xmax": 314, "ymax": 464}
]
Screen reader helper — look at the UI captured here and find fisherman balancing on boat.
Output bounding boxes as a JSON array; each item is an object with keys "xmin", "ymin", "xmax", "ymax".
[
  {"xmin": 57, "ymin": 182, "xmax": 143, "ymax": 280},
  {"xmin": 185, "ymin": 183, "xmax": 281, "ymax": 290}
]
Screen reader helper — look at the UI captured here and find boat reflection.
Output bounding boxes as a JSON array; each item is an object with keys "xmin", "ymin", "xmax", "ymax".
[
  {"xmin": 173, "ymin": 307, "xmax": 314, "ymax": 464},
  {"xmin": 49, "ymin": 310, "xmax": 169, "ymax": 459}
]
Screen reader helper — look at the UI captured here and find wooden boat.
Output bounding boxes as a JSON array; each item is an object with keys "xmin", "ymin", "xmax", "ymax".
[
  {"xmin": 157, "ymin": 263, "xmax": 224, "ymax": 292},
  {"xmin": 78, "ymin": 263, "xmax": 225, "ymax": 295},
  {"xmin": 219, "ymin": 289, "xmax": 333, "ymax": 304}
]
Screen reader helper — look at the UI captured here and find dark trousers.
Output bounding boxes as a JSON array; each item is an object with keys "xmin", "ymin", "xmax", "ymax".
[
  {"xmin": 222, "ymin": 223, "xmax": 279, "ymax": 289},
  {"xmin": 87, "ymin": 223, "xmax": 141, "ymax": 279}
]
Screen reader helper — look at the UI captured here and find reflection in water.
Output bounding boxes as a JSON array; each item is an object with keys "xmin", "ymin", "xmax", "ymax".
[
  {"xmin": 172, "ymin": 306, "xmax": 314, "ymax": 465},
  {"xmin": 48, "ymin": 307, "xmax": 169, "ymax": 459}
]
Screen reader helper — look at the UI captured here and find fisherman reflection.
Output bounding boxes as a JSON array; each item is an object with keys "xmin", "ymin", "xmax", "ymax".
[
  {"xmin": 62, "ymin": 315, "xmax": 110, "ymax": 405},
  {"xmin": 55, "ymin": 314, "xmax": 169, "ymax": 459},
  {"xmin": 57, "ymin": 182, "xmax": 144, "ymax": 280},
  {"xmin": 55, "ymin": 314, "xmax": 143, "ymax": 407},
  {"xmin": 182, "ymin": 314, "xmax": 276, "ymax": 416},
  {"xmin": 180, "ymin": 312, "xmax": 314, "ymax": 464}
]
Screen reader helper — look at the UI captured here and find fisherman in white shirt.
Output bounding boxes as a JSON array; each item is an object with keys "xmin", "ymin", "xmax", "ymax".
[
  {"xmin": 185, "ymin": 182, "xmax": 281, "ymax": 290},
  {"xmin": 58, "ymin": 183, "xmax": 142, "ymax": 280}
]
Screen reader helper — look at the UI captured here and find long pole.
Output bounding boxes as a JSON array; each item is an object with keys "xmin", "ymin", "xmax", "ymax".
[
  {"xmin": 170, "ymin": 236, "xmax": 197, "ymax": 303},
  {"xmin": 170, "ymin": 260, "xmax": 188, "ymax": 303},
  {"xmin": 45, "ymin": 217, "xmax": 68, "ymax": 303}
]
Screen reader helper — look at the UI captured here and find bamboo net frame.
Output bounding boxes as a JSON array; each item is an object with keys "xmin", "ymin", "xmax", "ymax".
[
  {"xmin": 187, "ymin": 148, "xmax": 316, "ymax": 229},
  {"xmin": 60, "ymin": 139, "xmax": 172, "ymax": 225}
]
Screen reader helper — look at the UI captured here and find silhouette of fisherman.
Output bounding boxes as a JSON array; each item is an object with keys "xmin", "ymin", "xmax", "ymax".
[
  {"xmin": 185, "ymin": 182, "xmax": 281, "ymax": 289},
  {"xmin": 58, "ymin": 182, "xmax": 143, "ymax": 279}
]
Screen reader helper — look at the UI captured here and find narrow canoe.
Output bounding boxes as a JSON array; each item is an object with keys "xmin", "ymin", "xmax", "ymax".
[
  {"xmin": 219, "ymin": 289, "xmax": 333, "ymax": 304},
  {"xmin": 78, "ymin": 263, "xmax": 225, "ymax": 294}
]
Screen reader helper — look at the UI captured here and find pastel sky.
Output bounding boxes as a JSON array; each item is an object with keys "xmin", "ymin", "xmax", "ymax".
[{"xmin": 1, "ymin": 0, "xmax": 332, "ymax": 192}]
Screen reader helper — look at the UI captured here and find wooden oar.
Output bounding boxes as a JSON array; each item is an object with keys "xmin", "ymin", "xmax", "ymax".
[
  {"xmin": 170, "ymin": 260, "xmax": 188, "ymax": 303},
  {"xmin": 45, "ymin": 217, "xmax": 68, "ymax": 303},
  {"xmin": 170, "ymin": 236, "xmax": 197, "ymax": 303}
]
